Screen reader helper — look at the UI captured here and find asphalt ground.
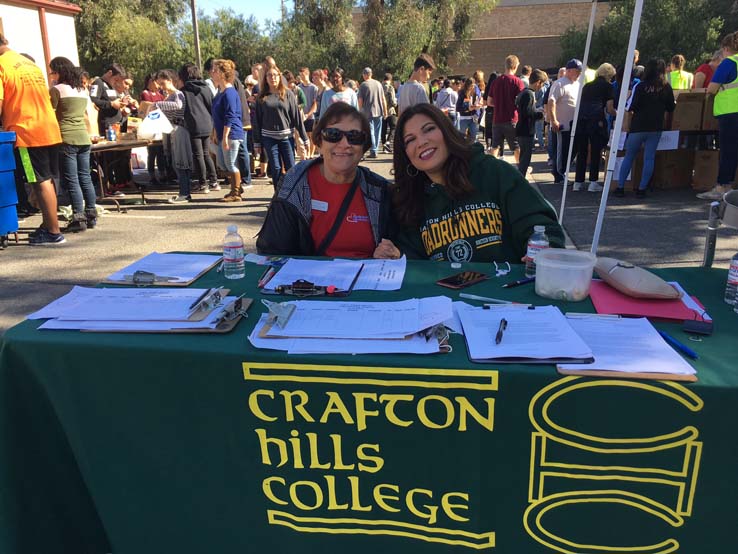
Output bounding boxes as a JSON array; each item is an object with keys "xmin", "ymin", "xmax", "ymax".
[{"xmin": 1, "ymin": 149, "xmax": 736, "ymax": 335}]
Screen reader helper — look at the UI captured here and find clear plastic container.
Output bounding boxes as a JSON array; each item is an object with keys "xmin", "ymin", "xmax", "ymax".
[{"xmin": 534, "ymin": 249, "xmax": 597, "ymax": 302}]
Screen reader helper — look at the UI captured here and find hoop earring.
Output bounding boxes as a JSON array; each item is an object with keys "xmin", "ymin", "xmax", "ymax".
[{"xmin": 406, "ymin": 164, "xmax": 419, "ymax": 177}]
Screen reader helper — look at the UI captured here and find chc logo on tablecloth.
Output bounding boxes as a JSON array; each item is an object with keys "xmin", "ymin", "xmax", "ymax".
[
  {"xmin": 526, "ymin": 377, "xmax": 703, "ymax": 554},
  {"xmin": 243, "ymin": 362, "xmax": 498, "ymax": 550}
]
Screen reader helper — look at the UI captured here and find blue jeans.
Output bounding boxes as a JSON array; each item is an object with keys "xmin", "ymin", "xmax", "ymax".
[
  {"xmin": 535, "ymin": 119, "xmax": 545, "ymax": 148},
  {"xmin": 60, "ymin": 143, "xmax": 96, "ymax": 214},
  {"xmin": 369, "ymin": 116, "xmax": 383, "ymax": 154},
  {"xmin": 216, "ymin": 139, "xmax": 243, "ymax": 174},
  {"xmin": 261, "ymin": 136, "xmax": 295, "ymax": 187},
  {"xmin": 459, "ymin": 117, "xmax": 479, "ymax": 142},
  {"xmin": 618, "ymin": 131, "xmax": 662, "ymax": 190}
]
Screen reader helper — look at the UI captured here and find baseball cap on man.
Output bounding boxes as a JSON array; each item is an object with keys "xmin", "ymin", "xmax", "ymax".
[{"xmin": 565, "ymin": 59, "xmax": 583, "ymax": 71}]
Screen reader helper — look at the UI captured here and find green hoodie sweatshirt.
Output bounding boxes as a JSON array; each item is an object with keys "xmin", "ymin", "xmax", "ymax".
[{"xmin": 395, "ymin": 143, "xmax": 564, "ymax": 263}]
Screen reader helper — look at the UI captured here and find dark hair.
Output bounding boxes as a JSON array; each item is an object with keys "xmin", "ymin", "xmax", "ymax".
[
  {"xmin": 104, "ymin": 63, "xmax": 127, "ymax": 78},
  {"xmin": 0, "ymin": 33, "xmax": 7, "ymax": 46},
  {"xmin": 143, "ymin": 72, "xmax": 158, "ymax": 91},
  {"xmin": 312, "ymin": 102, "xmax": 372, "ymax": 152},
  {"xmin": 385, "ymin": 72, "xmax": 393, "ymax": 81},
  {"xmin": 283, "ymin": 69, "xmax": 295, "ymax": 84},
  {"xmin": 413, "ymin": 53, "xmax": 436, "ymax": 71},
  {"xmin": 641, "ymin": 59, "xmax": 667, "ymax": 91},
  {"xmin": 392, "ymin": 104, "xmax": 474, "ymax": 226},
  {"xmin": 49, "ymin": 56, "xmax": 84, "ymax": 89},
  {"xmin": 461, "ymin": 77, "xmax": 476, "ymax": 98},
  {"xmin": 529, "ymin": 69, "xmax": 548, "ymax": 85},
  {"xmin": 156, "ymin": 69, "xmax": 177, "ymax": 83},
  {"xmin": 204, "ymin": 57, "xmax": 215, "ymax": 72},
  {"xmin": 179, "ymin": 63, "xmax": 201, "ymax": 83},
  {"xmin": 443, "ymin": 78, "xmax": 451, "ymax": 88}
]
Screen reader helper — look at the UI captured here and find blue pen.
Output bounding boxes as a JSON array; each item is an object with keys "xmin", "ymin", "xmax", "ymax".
[{"xmin": 658, "ymin": 330, "xmax": 699, "ymax": 360}]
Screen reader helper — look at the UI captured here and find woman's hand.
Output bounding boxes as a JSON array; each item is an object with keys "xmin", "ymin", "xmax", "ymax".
[{"xmin": 373, "ymin": 239, "xmax": 401, "ymax": 259}]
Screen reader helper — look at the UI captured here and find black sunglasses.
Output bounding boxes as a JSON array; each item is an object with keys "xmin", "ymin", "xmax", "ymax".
[{"xmin": 320, "ymin": 128, "xmax": 366, "ymax": 146}]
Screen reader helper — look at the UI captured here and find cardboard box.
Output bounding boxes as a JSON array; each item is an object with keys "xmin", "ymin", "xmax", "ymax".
[
  {"xmin": 702, "ymin": 94, "xmax": 719, "ymax": 132},
  {"xmin": 651, "ymin": 150, "xmax": 695, "ymax": 189},
  {"xmin": 672, "ymin": 92, "xmax": 705, "ymax": 131},
  {"xmin": 691, "ymin": 150, "xmax": 719, "ymax": 191}
]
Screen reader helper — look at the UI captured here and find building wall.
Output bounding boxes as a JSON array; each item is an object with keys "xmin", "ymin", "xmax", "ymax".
[
  {"xmin": 0, "ymin": 3, "xmax": 45, "ymax": 66},
  {"xmin": 448, "ymin": 1, "xmax": 611, "ymax": 77},
  {"xmin": 0, "ymin": 1, "xmax": 80, "ymax": 81}
]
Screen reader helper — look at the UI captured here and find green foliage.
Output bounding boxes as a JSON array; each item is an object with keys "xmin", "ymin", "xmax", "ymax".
[
  {"xmin": 71, "ymin": 0, "xmax": 187, "ymax": 78},
  {"xmin": 356, "ymin": 0, "xmax": 496, "ymax": 78},
  {"xmin": 560, "ymin": 0, "xmax": 725, "ymax": 70}
]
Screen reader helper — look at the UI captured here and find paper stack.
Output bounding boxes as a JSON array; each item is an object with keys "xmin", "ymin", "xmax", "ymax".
[
  {"xmin": 248, "ymin": 296, "xmax": 452, "ymax": 355},
  {"xmin": 30, "ymin": 286, "xmax": 240, "ymax": 332}
]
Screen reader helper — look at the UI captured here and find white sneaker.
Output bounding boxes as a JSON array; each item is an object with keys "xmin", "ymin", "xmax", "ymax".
[
  {"xmin": 572, "ymin": 182, "xmax": 585, "ymax": 191},
  {"xmin": 696, "ymin": 185, "xmax": 731, "ymax": 200},
  {"xmin": 587, "ymin": 181, "xmax": 604, "ymax": 192}
]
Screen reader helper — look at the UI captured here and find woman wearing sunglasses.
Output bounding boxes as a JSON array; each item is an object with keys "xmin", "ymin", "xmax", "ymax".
[
  {"xmin": 385, "ymin": 103, "xmax": 564, "ymax": 263},
  {"xmin": 256, "ymin": 102, "xmax": 396, "ymax": 258}
]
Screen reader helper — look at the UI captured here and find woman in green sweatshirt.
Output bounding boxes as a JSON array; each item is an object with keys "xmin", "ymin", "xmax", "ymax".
[{"xmin": 381, "ymin": 103, "xmax": 564, "ymax": 263}]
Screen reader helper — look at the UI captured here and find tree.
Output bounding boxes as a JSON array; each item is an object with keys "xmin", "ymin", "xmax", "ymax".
[
  {"xmin": 559, "ymin": 0, "xmax": 724, "ymax": 70},
  {"xmin": 357, "ymin": 0, "xmax": 496, "ymax": 78},
  {"xmin": 71, "ymin": 0, "xmax": 188, "ymax": 79}
]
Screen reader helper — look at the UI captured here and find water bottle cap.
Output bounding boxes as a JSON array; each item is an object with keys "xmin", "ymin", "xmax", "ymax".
[
  {"xmin": 227, "ymin": 225, "xmax": 238, "ymax": 233},
  {"xmin": 534, "ymin": 225, "xmax": 545, "ymax": 232}
]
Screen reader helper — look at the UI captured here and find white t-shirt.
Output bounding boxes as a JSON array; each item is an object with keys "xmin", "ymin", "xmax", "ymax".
[
  {"xmin": 549, "ymin": 77, "xmax": 581, "ymax": 131},
  {"xmin": 398, "ymin": 80, "xmax": 429, "ymax": 115}
]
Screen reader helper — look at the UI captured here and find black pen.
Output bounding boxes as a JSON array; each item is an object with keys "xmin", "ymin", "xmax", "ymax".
[
  {"xmin": 495, "ymin": 318, "xmax": 508, "ymax": 344},
  {"xmin": 346, "ymin": 263, "xmax": 365, "ymax": 294},
  {"xmin": 502, "ymin": 276, "xmax": 535, "ymax": 288},
  {"xmin": 188, "ymin": 287, "xmax": 212, "ymax": 310}
]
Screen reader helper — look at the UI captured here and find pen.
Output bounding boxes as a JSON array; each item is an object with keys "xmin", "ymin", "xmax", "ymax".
[
  {"xmin": 257, "ymin": 266, "xmax": 272, "ymax": 285},
  {"xmin": 495, "ymin": 318, "xmax": 508, "ymax": 345},
  {"xmin": 658, "ymin": 330, "xmax": 699, "ymax": 360},
  {"xmin": 258, "ymin": 266, "xmax": 277, "ymax": 288},
  {"xmin": 502, "ymin": 276, "xmax": 535, "ymax": 288},
  {"xmin": 188, "ymin": 287, "xmax": 212, "ymax": 310},
  {"xmin": 346, "ymin": 263, "xmax": 364, "ymax": 294},
  {"xmin": 459, "ymin": 293, "xmax": 513, "ymax": 304}
]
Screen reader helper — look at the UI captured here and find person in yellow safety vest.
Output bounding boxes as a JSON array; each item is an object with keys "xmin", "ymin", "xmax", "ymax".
[
  {"xmin": 697, "ymin": 31, "xmax": 738, "ymax": 200},
  {"xmin": 670, "ymin": 54, "xmax": 694, "ymax": 90}
]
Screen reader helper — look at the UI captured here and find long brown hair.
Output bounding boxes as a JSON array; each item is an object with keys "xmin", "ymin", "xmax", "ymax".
[
  {"xmin": 392, "ymin": 103, "xmax": 474, "ymax": 227},
  {"xmin": 259, "ymin": 64, "xmax": 287, "ymax": 102}
]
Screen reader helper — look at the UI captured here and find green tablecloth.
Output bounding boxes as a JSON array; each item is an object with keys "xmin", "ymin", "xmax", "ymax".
[{"xmin": 1, "ymin": 261, "xmax": 737, "ymax": 554}]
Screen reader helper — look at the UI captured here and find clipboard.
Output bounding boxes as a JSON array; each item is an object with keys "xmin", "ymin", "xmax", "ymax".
[
  {"xmin": 103, "ymin": 255, "xmax": 222, "ymax": 287},
  {"xmin": 83, "ymin": 298, "xmax": 253, "ymax": 334},
  {"xmin": 556, "ymin": 313, "xmax": 698, "ymax": 382}
]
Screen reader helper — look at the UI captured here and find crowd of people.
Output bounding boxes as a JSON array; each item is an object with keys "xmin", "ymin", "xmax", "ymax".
[{"xmin": 1, "ymin": 28, "xmax": 736, "ymax": 252}]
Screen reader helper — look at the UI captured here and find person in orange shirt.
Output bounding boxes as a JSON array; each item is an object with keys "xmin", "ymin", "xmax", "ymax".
[{"xmin": 0, "ymin": 33, "xmax": 65, "ymax": 244}]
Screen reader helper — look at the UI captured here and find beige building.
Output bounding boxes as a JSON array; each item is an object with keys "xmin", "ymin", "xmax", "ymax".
[{"xmin": 448, "ymin": 0, "xmax": 611, "ymax": 76}]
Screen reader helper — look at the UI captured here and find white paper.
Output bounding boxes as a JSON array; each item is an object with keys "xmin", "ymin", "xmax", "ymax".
[
  {"xmin": 335, "ymin": 256, "xmax": 407, "ymax": 290},
  {"xmin": 457, "ymin": 304, "xmax": 593, "ymax": 363},
  {"xmin": 669, "ymin": 281, "xmax": 713, "ymax": 322},
  {"xmin": 248, "ymin": 314, "xmax": 440, "ymax": 355},
  {"xmin": 245, "ymin": 253, "xmax": 270, "ymax": 265},
  {"xmin": 264, "ymin": 257, "xmax": 406, "ymax": 292},
  {"xmin": 105, "ymin": 252, "xmax": 221, "ymax": 283},
  {"xmin": 37, "ymin": 296, "xmax": 240, "ymax": 331},
  {"xmin": 558, "ymin": 317, "xmax": 696, "ymax": 375},
  {"xmin": 29, "ymin": 286, "xmax": 210, "ymax": 321},
  {"xmin": 444, "ymin": 302, "xmax": 470, "ymax": 335},
  {"xmin": 263, "ymin": 297, "xmax": 452, "ymax": 339}
]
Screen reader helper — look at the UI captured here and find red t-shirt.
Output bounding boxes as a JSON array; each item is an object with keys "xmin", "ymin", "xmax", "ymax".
[
  {"xmin": 694, "ymin": 64, "xmax": 714, "ymax": 87},
  {"xmin": 308, "ymin": 164, "xmax": 375, "ymax": 258},
  {"xmin": 489, "ymin": 73, "xmax": 525, "ymax": 124}
]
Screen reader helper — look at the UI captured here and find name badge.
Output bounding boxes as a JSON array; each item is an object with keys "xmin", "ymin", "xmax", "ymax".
[{"xmin": 311, "ymin": 199, "xmax": 329, "ymax": 212}]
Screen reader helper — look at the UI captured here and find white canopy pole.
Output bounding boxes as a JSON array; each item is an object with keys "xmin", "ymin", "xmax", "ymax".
[
  {"xmin": 558, "ymin": 0, "xmax": 597, "ymax": 225},
  {"xmin": 590, "ymin": 0, "xmax": 644, "ymax": 254}
]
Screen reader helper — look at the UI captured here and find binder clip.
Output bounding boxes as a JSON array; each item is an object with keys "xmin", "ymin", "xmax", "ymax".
[
  {"xmin": 188, "ymin": 287, "xmax": 226, "ymax": 317},
  {"xmin": 262, "ymin": 299, "xmax": 297, "ymax": 328},
  {"xmin": 493, "ymin": 261, "xmax": 511, "ymax": 278},
  {"xmin": 125, "ymin": 270, "xmax": 180, "ymax": 286},
  {"xmin": 214, "ymin": 294, "xmax": 251, "ymax": 326}
]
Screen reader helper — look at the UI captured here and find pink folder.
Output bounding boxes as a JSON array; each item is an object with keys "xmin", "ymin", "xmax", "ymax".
[{"xmin": 589, "ymin": 280, "xmax": 704, "ymax": 321}]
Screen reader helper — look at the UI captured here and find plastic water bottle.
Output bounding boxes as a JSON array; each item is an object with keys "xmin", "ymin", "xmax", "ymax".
[
  {"xmin": 725, "ymin": 252, "xmax": 738, "ymax": 304},
  {"xmin": 525, "ymin": 225, "xmax": 549, "ymax": 278},
  {"xmin": 223, "ymin": 225, "xmax": 245, "ymax": 280}
]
